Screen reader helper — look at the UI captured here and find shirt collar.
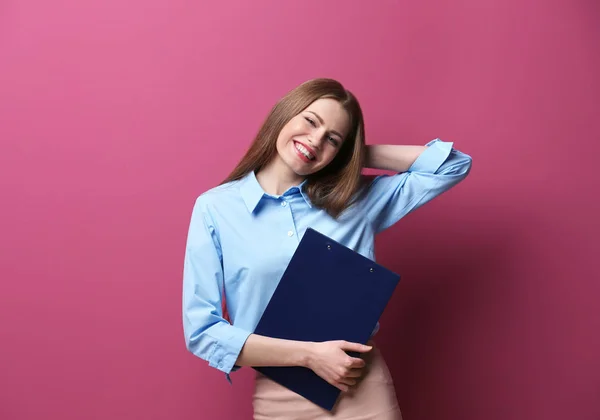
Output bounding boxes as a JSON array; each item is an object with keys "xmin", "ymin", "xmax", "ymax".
[{"xmin": 239, "ymin": 171, "xmax": 312, "ymax": 213}]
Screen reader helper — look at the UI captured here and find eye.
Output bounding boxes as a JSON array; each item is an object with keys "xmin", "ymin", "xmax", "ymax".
[
  {"xmin": 304, "ymin": 116, "xmax": 316, "ymax": 127},
  {"xmin": 328, "ymin": 136, "xmax": 340, "ymax": 147}
]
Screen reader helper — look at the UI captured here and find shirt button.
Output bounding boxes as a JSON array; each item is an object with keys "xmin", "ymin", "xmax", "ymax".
[
  {"xmin": 281, "ymin": 201, "xmax": 287, "ymax": 207},
  {"xmin": 287, "ymin": 231, "xmax": 294, "ymax": 237}
]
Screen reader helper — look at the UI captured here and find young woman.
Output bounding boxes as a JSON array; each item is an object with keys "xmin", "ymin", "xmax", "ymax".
[{"xmin": 182, "ymin": 78, "xmax": 472, "ymax": 419}]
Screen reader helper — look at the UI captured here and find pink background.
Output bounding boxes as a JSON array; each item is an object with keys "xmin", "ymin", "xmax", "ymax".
[{"xmin": 1, "ymin": 1, "xmax": 598, "ymax": 419}]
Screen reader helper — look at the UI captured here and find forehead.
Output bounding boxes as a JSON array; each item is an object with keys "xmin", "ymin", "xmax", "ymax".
[{"xmin": 303, "ymin": 98, "xmax": 351, "ymax": 138}]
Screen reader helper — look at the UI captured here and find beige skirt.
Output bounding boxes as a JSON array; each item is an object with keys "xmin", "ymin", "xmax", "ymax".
[{"xmin": 252, "ymin": 346, "xmax": 402, "ymax": 420}]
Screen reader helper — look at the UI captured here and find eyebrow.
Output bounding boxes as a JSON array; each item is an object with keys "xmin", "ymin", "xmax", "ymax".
[{"xmin": 307, "ymin": 111, "xmax": 344, "ymax": 139}]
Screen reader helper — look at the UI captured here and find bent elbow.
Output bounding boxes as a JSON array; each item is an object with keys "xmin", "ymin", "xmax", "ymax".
[
  {"xmin": 459, "ymin": 154, "xmax": 473, "ymax": 178},
  {"xmin": 439, "ymin": 154, "xmax": 472, "ymax": 179}
]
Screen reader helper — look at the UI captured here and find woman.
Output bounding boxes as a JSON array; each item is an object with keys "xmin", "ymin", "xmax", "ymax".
[{"xmin": 182, "ymin": 78, "xmax": 472, "ymax": 419}]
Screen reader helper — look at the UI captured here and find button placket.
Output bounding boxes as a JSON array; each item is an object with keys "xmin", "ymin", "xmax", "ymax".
[{"xmin": 282, "ymin": 195, "xmax": 299, "ymax": 241}]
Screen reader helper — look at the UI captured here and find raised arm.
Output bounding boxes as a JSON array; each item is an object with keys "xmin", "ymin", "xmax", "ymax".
[
  {"xmin": 365, "ymin": 144, "xmax": 428, "ymax": 172},
  {"xmin": 360, "ymin": 138, "xmax": 472, "ymax": 233}
]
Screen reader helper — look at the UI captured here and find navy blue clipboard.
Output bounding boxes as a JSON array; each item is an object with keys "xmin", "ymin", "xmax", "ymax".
[{"xmin": 252, "ymin": 227, "xmax": 401, "ymax": 411}]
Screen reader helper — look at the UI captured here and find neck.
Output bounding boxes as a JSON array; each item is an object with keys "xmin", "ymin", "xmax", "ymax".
[{"xmin": 256, "ymin": 157, "xmax": 305, "ymax": 196}]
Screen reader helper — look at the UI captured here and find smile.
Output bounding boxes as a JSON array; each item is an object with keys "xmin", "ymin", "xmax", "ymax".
[{"xmin": 294, "ymin": 141, "xmax": 316, "ymax": 161}]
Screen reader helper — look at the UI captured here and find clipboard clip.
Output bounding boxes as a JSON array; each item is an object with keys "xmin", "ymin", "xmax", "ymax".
[{"xmin": 326, "ymin": 242, "xmax": 375, "ymax": 272}]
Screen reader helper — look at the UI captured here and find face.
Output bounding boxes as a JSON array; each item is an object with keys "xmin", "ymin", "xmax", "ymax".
[{"xmin": 275, "ymin": 98, "xmax": 351, "ymax": 177}]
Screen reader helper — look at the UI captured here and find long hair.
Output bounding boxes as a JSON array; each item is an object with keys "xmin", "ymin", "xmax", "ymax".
[{"xmin": 221, "ymin": 78, "xmax": 366, "ymax": 218}]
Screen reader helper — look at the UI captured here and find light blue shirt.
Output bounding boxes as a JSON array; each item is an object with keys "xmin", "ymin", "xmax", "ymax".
[{"xmin": 182, "ymin": 139, "xmax": 472, "ymax": 381}]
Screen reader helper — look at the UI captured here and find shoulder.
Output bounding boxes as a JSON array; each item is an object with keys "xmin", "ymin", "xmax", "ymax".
[
  {"xmin": 329, "ymin": 175, "xmax": 383, "ymax": 220},
  {"xmin": 191, "ymin": 179, "xmax": 245, "ymax": 220},
  {"xmin": 353, "ymin": 173, "xmax": 397, "ymax": 201},
  {"xmin": 195, "ymin": 180, "xmax": 239, "ymax": 204}
]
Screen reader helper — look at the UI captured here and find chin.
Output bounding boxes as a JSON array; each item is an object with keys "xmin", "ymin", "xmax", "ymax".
[{"xmin": 289, "ymin": 163, "xmax": 314, "ymax": 177}]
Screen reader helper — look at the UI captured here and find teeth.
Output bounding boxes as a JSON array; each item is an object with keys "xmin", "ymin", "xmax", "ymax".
[{"xmin": 295, "ymin": 143, "xmax": 315, "ymax": 160}]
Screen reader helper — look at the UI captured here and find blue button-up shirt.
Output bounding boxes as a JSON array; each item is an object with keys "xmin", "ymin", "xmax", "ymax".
[{"xmin": 182, "ymin": 139, "xmax": 472, "ymax": 380}]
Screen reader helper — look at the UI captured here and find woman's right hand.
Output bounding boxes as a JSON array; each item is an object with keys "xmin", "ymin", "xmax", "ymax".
[{"xmin": 305, "ymin": 340, "xmax": 372, "ymax": 392}]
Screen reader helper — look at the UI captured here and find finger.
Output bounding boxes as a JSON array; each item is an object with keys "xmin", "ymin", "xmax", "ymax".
[
  {"xmin": 346, "ymin": 368, "xmax": 364, "ymax": 378},
  {"xmin": 335, "ymin": 382, "xmax": 350, "ymax": 392},
  {"xmin": 340, "ymin": 341, "xmax": 372, "ymax": 353},
  {"xmin": 339, "ymin": 377, "xmax": 357, "ymax": 387},
  {"xmin": 348, "ymin": 357, "xmax": 366, "ymax": 368}
]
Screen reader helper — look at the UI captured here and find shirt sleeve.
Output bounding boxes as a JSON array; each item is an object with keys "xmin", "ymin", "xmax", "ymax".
[
  {"xmin": 182, "ymin": 196, "xmax": 251, "ymax": 377},
  {"xmin": 362, "ymin": 138, "xmax": 472, "ymax": 233}
]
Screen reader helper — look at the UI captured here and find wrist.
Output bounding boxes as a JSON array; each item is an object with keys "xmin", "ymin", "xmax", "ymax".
[{"xmin": 297, "ymin": 341, "xmax": 316, "ymax": 368}]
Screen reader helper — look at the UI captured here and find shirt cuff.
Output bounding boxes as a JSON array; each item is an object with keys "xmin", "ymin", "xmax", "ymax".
[
  {"xmin": 207, "ymin": 326, "xmax": 251, "ymax": 375},
  {"xmin": 408, "ymin": 138, "xmax": 453, "ymax": 174}
]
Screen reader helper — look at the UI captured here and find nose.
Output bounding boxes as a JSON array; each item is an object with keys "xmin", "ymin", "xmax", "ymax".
[{"xmin": 307, "ymin": 128, "xmax": 327, "ymax": 149}]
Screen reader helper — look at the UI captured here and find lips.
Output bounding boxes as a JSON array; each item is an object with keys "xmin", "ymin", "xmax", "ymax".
[{"xmin": 293, "ymin": 141, "xmax": 316, "ymax": 162}]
